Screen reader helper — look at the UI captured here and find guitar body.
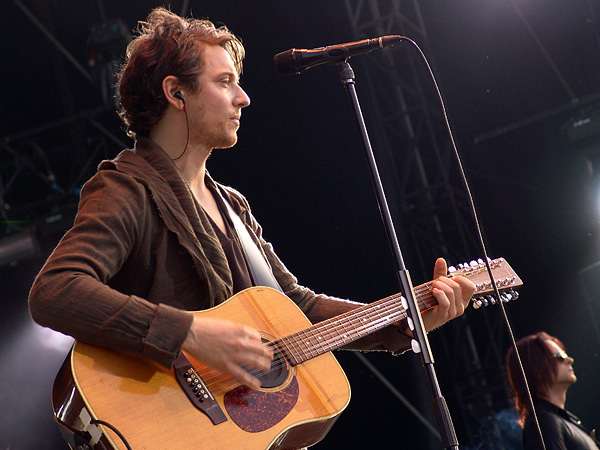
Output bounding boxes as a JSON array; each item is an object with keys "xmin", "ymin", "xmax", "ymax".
[{"xmin": 53, "ymin": 287, "xmax": 351, "ymax": 450}]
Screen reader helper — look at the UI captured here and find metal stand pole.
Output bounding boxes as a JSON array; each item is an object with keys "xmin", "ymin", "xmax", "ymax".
[{"xmin": 338, "ymin": 61, "xmax": 459, "ymax": 449}]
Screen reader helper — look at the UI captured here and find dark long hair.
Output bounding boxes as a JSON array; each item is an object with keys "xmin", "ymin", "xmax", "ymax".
[
  {"xmin": 117, "ymin": 7, "xmax": 245, "ymax": 137},
  {"xmin": 505, "ymin": 331, "xmax": 566, "ymax": 426}
]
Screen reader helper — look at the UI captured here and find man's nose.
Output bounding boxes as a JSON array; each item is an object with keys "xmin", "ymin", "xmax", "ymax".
[{"xmin": 236, "ymin": 85, "xmax": 250, "ymax": 108}]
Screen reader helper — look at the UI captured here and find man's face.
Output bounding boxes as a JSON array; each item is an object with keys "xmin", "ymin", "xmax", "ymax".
[
  {"xmin": 545, "ymin": 339, "xmax": 577, "ymax": 387},
  {"xmin": 186, "ymin": 44, "xmax": 250, "ymax": 150}
]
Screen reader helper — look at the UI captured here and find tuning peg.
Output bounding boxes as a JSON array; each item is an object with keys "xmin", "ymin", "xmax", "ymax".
[{"xmin": 472, "ymin": 289, "xmax": 520, "ymax": 311}]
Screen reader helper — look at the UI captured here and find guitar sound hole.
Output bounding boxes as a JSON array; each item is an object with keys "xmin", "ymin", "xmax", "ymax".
[{"xmin": 259, "ymin": 338, "xmax": 289, "ymax": 389}]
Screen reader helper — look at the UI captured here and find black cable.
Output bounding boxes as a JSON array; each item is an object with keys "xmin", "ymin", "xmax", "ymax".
[
  {"xmin": 90, "ymin": 419, "xmax": 133, "ymax": 450},
  {"xmin": 402, "ymin": 36, "xmax": 547, "ymax": 450},
  {"xmin": 172, "ymin": 106, "xmax": 189, "ymax": 161}
]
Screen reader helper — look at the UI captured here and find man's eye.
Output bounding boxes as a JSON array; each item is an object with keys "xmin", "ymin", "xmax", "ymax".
[{"xmin": 220, "ymin": 78, "xmax": 240, "ymax": 86}]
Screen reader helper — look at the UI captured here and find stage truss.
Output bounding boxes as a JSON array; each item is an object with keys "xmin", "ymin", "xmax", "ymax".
[{"xmin": 343, "ymin": 0, "xmax": 514, "ymax": 446}]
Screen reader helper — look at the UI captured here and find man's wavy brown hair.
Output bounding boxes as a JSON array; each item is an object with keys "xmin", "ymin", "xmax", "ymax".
[
  {"xmin": 117, "ymin": 7, "xmax": 245, "ymax": 137},
  {"xmin": 505, "ymin": 331, "xmax": 566, "ymax": 426}
]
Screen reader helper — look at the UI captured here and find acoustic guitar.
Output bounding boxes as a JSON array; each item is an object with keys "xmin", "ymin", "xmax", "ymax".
[{"xmin": 52, "ymin": 258, "xmax": 521, "ymax": 450}]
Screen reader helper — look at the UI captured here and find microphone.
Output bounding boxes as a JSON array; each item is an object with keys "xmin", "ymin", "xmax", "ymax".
[{"xmin": 274, "ymin": 35, "xmax": 402, "ymax": 75}]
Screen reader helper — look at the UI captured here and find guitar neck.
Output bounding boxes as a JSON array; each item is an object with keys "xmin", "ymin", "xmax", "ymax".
[
  {"xmin": 276, "ymin": 257, "xmax": 522, "ymax": 366},
  {"xmin": 279, "ymin": 281, "xmax": 437, "ymax": 366}
]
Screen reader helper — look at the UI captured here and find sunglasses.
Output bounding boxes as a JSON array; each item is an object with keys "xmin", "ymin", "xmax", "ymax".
[{"xmin": 549, "ymin": 350, "xmax": 570, "ymax": 362}]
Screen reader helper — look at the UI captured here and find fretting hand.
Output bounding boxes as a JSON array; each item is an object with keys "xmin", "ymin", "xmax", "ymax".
[{"xmin": 420, "ymin": 257, "xmax": 475, "ymax": 331}]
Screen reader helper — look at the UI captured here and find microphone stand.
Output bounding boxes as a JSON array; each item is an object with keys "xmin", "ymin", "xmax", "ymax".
[{"xmin": 337, "ymin": 60, "xmax": 459, "ymax": 450}]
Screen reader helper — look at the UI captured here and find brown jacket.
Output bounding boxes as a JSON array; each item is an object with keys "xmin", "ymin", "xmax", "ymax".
[{"xmin": 29, "ymin": 137, "xmax": 410, "ymax": 367}]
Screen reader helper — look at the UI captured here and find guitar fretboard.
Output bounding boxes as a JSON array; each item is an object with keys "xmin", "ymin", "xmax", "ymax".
[{"xmin": 278, "ymin": 282, "xmax": 438, "ymax": 365}]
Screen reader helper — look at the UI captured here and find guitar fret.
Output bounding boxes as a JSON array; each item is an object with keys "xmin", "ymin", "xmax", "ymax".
[
  {"xmin": 335, "ymin": 320, "xmax": 353, "ymax": 346},
  {"xmin": 415, "ymin": 282, "xmax": 436, "ymax": 310},
  {"xmin": 296, "ymin": 329, "xmax": 316, "ymax": 361},
  {"xmin": 319, "ymin": 324, "xmax": 337, "ymax": 351},
  {"xmin": 323, "ymin": 320, "xmax": 355, "ymax": 351},
  {"xmin": 312, "ymin": 328, "xmax": 332, "ymax": 353},
  {"xmin": 279, "ymin": 335, "xmax": 302, "ymax": 366},
  {"xmin": 301, "ymin": 329, "xmax": 320, "ymax": 357}
]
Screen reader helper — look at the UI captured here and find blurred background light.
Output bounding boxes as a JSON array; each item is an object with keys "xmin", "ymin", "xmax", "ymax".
[{"xmin": 0, "ymin": 228, "xmax": 39, "ymax": 268}]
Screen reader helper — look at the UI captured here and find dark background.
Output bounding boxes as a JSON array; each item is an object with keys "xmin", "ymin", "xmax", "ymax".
[{"xmin": 1, "ymin": 1, "xmax": 600, "ymax": 449}]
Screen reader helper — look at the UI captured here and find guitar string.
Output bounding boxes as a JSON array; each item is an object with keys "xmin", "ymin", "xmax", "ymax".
[
  {"xmin": 194, "ymin": 292, "xmax": 422, "ymax": 389},
  {"xmin": 260, "ymin": 269, "xmax": 472, "ymax": 374},
  {"xmin": 196, "ymin": 265, "xmax": 509, "ymax": 388},
  {"xmin": 282, "ymin": 285, "xmax": 434, "ymax": 364},
  {"xmin": 196, "ymin": 284, "xmax": 436, "ymax": 388}
]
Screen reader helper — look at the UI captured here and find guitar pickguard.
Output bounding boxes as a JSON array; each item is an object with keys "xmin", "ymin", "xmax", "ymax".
[
  {"xmin": 224, "ymin": 377, "xmax": 299, "ymax": 432},
  {"xmin": 225, "ymin": 336, "xmax": 299, "ymax": 432}
]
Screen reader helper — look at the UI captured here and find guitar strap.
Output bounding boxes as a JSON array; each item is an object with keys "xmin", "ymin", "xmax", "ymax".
[{"xmin": 216, "ymin": 188, "xmax": 283, "ymax": 292}]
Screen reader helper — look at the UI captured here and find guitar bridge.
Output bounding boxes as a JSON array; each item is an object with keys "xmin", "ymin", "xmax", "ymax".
[{"xmin": 173, "ymin": 352, "xmax": 227, "ymax": 425}]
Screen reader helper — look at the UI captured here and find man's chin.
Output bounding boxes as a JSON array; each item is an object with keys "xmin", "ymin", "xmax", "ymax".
[{"xmin": 214, "ymin": 137, "xmax": 238, "ymax": 150}]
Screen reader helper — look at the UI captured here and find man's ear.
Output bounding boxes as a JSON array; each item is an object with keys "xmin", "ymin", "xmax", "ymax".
[{"xmin": 162, "ymin": 76, "xmax": 185, "ymax": 110}]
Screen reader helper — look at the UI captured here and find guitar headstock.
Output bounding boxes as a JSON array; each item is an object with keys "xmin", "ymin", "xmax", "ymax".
[{"xmin": 448, "ymin": 258, "xmax": 522, "ymax": 309}]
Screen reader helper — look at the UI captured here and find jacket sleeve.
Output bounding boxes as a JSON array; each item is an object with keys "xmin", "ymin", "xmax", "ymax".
[{"xmin": 28, "ymin": 170, "xmax": 192, "ymax": 367}]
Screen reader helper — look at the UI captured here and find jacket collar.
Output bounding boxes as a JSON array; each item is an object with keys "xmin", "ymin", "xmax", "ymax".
[{"xmin": 98, "ymin": 136, "xmax": 234, "ymax": 306}]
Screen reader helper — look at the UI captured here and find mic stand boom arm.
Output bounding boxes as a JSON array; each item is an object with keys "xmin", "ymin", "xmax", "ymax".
[{"xmin": 337, "ymin": 61, "xmax": 459, "ymax": 450}]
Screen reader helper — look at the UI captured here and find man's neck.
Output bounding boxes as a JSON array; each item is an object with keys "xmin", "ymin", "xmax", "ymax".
[
  {"xmin": 170, "ymin": 147, "xmax": 228, "ymax": 235},
  {"xmin": 149, "ymin": 119, "xmax": 212, "ymax": 193},
  {"xmin": 172, "ymin": 148, "xmax": 210, "ymax": 193},
  {"xmin": 148, "ymin": 116, "xmax": 229, "ymax": 232},
  {"xmin": 148, "ymin": 131, "xmax": 227, "ymax": 232}
]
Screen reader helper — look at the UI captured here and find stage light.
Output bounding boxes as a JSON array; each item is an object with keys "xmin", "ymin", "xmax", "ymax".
[
  {"xmin": 0, "ymin": 228, "xmax": 39, "ymax": 268},
  {"xmin": 0, "ymin": 315, "xmax": 74, "ymax": 449}
]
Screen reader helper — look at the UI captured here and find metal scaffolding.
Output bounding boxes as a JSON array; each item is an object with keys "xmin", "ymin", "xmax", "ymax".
[
  {"xmin": 0, "ymin": 106, "xmax": 128, "ymax": 266},
  {"xmin": 1, "ymin": 0, "xmax": 130, "ymax": 266},
  {"xmin": 343, "ymin": 0, "xmax": 513, "ymax": 446}
]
